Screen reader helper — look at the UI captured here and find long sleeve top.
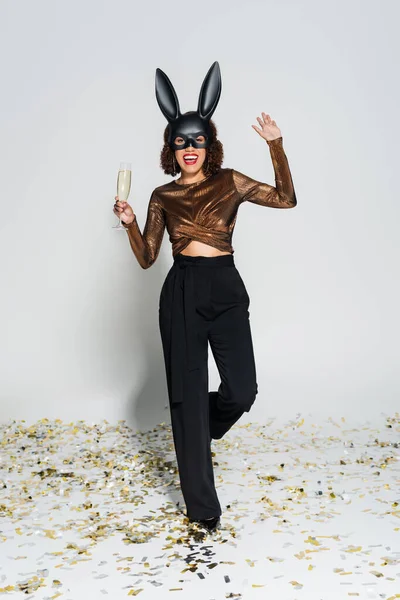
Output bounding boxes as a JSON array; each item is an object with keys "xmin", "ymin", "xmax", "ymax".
[{"xmin": 123, "ymin": 136, "xmax": 296, "ymax": 268}]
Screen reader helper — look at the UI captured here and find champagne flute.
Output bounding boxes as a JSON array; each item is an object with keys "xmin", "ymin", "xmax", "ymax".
[{"xmin": 113, "ymin": 162, "xmax": 132, "ymax": 229}]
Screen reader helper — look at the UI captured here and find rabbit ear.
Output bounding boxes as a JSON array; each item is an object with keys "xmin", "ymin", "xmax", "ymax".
[
  {"xmin": 155, "ymin": 68, "xmax": 181, "ymax": 122},
  {"xmin": 197, "ymin": 61, "xmax": 222, "ymax": 121}
]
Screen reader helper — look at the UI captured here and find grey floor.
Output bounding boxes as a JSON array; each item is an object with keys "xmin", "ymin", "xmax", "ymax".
[{"xmin": 0, "ymin": 413, "xmax": 399, "ymax": 599}]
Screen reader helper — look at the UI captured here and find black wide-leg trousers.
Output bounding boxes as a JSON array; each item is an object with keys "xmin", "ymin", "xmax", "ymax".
[{"xmin": 158, "ymin": 253, "xmax": 258, "ymax": 520}]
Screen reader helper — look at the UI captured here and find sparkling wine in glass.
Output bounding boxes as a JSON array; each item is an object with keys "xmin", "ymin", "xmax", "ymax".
[{"xmin": 113, "ymin": 162, "xmax": 132, "ymax": 229}]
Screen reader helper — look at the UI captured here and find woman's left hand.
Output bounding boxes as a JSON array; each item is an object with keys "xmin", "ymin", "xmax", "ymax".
[{"xmin": 252, "ymin": 112, "xmax": 281, "ymax": 141}]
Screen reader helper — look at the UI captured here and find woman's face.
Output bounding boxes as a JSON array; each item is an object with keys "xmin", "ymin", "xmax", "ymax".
[{"xmin": 174, "ymin": 135, "xmax": 207, "ymax": 176}]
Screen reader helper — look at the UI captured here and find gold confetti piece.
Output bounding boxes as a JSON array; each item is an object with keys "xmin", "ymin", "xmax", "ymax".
[
  {"xmin": 0, "ymin": 586, "xmax": 16, "ymax": 592},
  {"xmin": 308, "ymin": 564, "xmax": 315, "ymax": 570},
  {"xmin": 245, "ymin": 559, "xmax": 255, "ymax": 567},
  {"xmin": 370, "ymin": 570, "xmax": 384, "ymax": 577},
  {"xmin": 289, "ymin": 580, "xmax": 303, "ymax": 588},
  {"xmin": 251, "ymin": 584, "xmax": 265, "ymax": 588},
  {"xmin": 258, "ymin": 474, "xmax": 280, "ymax": 483},
  {"xmin": 127, "ymin": 589, "xmax": 144, "ymax": 595},
  {"xmin": 44, "ymin": 529, "xmax": 58, "ymax": 539},
  {"xmin": 305, "ymin": 536, "xmax": 321, "ymax": 546},
  {"xmin": 344, "ymin": 545, "xmax": 362, "ymax": 553}
]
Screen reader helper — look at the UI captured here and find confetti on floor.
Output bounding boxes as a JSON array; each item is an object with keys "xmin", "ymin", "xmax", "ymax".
[{"xmin": 0, "ymin": 412, "xmax": 399, "ymax": 599}]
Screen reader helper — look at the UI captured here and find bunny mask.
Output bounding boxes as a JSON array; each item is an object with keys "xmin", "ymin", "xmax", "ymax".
[{"xmin": 155, "ymin": 61, "xmax": 222, "ymax": 151}]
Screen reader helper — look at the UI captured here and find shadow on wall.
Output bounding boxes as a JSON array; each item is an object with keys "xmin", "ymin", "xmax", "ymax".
[
  {"xmin": 74, "ymin": 235, "xmax": 173, "ymax": 427},
  {"xmin": 124, "ymin": 253, "xmax": 172, "ymax": 431},
  {"xmin": 123, "ymin": 252, "xmax": 183, "ymax": 510}
]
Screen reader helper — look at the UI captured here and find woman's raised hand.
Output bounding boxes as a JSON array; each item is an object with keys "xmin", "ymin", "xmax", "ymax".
[
  {"xmin": 113, "ymin": 196, "xmax": 135, "ymax": 226},
  {"xmin": 252, "ymin": 112, "xmax": 282, "ymax": 142}
]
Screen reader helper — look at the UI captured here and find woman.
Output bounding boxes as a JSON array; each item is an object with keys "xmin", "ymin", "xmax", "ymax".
[{"xmin": 113, "ymin": 62, "xmax": 296, "ymax": 533}]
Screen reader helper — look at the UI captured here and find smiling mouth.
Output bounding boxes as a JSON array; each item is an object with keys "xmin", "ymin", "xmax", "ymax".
[{"xmin": 183, "ymin": 154, "xmax": 198, "ymax": 165}]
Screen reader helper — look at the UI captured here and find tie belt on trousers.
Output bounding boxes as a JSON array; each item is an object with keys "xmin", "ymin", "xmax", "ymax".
[{"xmin": 169, "ymin": 252, "xmax": 235, "ymax": 404}]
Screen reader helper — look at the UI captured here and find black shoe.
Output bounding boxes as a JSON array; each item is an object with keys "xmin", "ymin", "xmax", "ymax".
[{"xmin": 189, "ymin": 515, "xmax": 221, "ymax": 532}]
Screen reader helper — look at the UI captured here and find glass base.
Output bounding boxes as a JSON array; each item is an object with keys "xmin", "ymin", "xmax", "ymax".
[{"xmin": 112, "ymin": 219, "xmax": 126, "ymax": 230}]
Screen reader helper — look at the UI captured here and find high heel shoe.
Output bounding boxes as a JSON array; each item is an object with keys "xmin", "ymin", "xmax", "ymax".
[{"xmin": 188, "ymin": 515, "xmax": 221, "ymax": 532}]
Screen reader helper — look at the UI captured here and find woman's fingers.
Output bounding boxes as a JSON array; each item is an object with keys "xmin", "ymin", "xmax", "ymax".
[
  {"xmin": 252, "ymin": 124, "xmax": 264, "ymax": 136},
  {"xmin": 257, "ymin": 114, "xmax": 272, "ymax": 127},
  {"xmin": 261, "ymin": 112, "xmax": 276, "ymax": 126},
  {"xmin": 113, "ymin": 196, "xmax": 130, "ymax": 219},
  {"xmin": 114, "ymin": 200, "xmax": 127, "ymax": 209}
]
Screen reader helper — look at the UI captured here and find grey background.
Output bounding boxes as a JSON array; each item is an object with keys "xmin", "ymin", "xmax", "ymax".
[{"xmin": 1, "ymin": 0, "xmax": 398, "ymax": 428}]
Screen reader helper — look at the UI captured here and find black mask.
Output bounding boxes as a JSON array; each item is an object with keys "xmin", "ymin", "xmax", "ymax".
[{"xmin": 155, "ymin": 61, "xmax": 222, "ymax": 150}]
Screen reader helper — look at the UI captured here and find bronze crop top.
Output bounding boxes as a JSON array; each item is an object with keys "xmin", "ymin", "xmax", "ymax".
[{"xmin": 123, "ymin": 136, "xmax": 296, "ymax": 268}]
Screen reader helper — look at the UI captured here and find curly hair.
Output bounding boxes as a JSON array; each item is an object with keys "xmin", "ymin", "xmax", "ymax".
[{"xmin": 159, "ymin": 119, "xmax": 224, "ymax": 177}]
